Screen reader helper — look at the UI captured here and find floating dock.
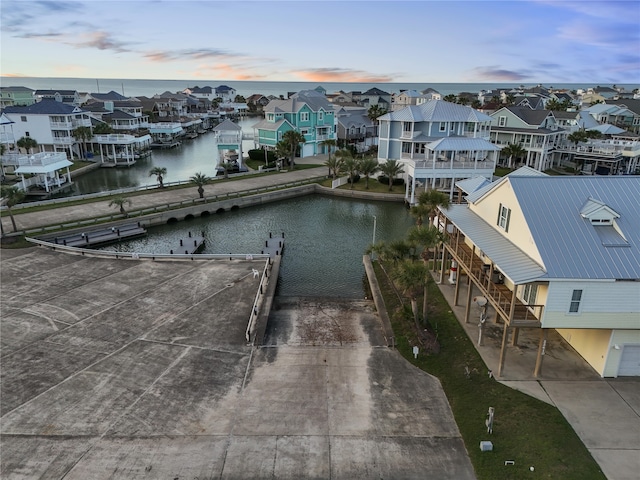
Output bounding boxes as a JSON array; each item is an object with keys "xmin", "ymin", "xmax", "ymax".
[
  {"xmin": 52, "ymin": 223, "xmax": 147, "ymax": 248},
  {"xmin": 261, "ymin": 232, "xmax": 285, "ymax": 258},
  {"xmin": 169, "ymin": 231, "xmax": 205, "ymax": 255}
]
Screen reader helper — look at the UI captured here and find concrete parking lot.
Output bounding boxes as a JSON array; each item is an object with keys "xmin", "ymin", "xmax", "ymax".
[{"xmin": 1, "ymin": 248, "xmax": 474, "ymax": 479}]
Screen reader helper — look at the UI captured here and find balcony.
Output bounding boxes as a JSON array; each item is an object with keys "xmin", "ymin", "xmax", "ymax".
[
  {"xmin": 404, "ymin": 155, "xmax": 495, "ymax": 171},
  {"xmin": 444, "ymin": 229, "xmax": 543, "ymax": 328}
]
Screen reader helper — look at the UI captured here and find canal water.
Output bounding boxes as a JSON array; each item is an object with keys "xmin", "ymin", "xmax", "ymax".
[
  {"xmin": 100, "ymin": 195, "xmax": 414, "ymax": 298},
  {"xmin": 73, "ymin": 116, "xmax": 261, "ymax": 194}
]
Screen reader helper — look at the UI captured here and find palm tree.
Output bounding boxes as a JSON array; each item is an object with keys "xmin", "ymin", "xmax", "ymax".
[
  {"xmin": 407, "ymin": 225, "xmax": 442, "ymax": 320},
  {"xmin": 0, "ymin": 185, "xmax": 25, "ymax": 233},
  {"xmin": 16, "ymin": 136, "xmax": 38, "ymax": 154},
  {"xmin": 319, "ymin": 138, "xmax": 337, "ymax": 160},
  {"xmin": 378, "ymin": 159, "xmax": 405, "ymax": 191},
  {"xmin": 392, "ymin": 259, "xmax": 431, "ymax": 329},
  {"xmin": 93, "ymin": 122, "xmax": 113, "ymax": 135},
  {"xmin": 416, "ymin": 189, "xmax": 450, "ymax": 226},
  {"xmin": 190, "ymin": 172, "xmax": 211, "ymax": 198},
  {"xmin": 410, "ymin": 203, "xmax": 430, "ymax": 227},
  {"xmin": 505, "ymin": 94, "xmax": 516, "ymax": 106},
  {"xmin": 342, "ymin": 156, "xmax": 360, "ymax": 189},
  {"xmin": 501, "ymin": 143, "xmax": 527, "ymax": 168},
  {"xmin": 471, "ymin": 99, "xmax": 482, "ymax": 109},
  {"xmin": 149, "ymin": 166, "xmax": 167, "ymax": 188},
  {"xmin": 358, "ymin": 156, "xmax": 379, "ymax": 189},
  {"xmin": 367, "ymin": 104, "xmax": 387, "ymax": 136},
  {"xmin": 324, "ymin": 155, "xmax": 343, "ymax": 181},
  {"xmin": 274, "ymin": 141, "xmax": 290, "ymax": 168},
  {"xmin": 71, "ymin": 126, "xmax": 93, "ymax": 159},
  {"xmin": 108, "ymin": 195, "xmax": 132, "ymax": 217},
  {"xmin": 443, "ymin": 94, "xmax": 457, "ymax": 103},
  {"xmin": 282, "ymin": 130, "xmax": 305, "ymax": 169}
]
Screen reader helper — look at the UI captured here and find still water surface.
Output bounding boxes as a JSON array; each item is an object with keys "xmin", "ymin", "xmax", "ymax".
[
  {"xmin": 73, "ymin": 117, "xmax": 261, "ymax": 195},
  {"xmin": 101, "ymin": 195, "xmax": 413, "ymax": 298}
]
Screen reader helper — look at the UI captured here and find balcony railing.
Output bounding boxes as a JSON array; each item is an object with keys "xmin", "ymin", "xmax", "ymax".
[
  {"xmin": 406, "ymin": 156, "xmax": 495, "ymax": 170},
  {"xmin": 444, "ymin": 228, "xmax": 543, "ymax": 327}
]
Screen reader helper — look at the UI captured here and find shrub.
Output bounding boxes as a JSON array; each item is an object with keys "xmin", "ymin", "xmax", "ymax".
[
  {"xmin": 248, "ymin": 149, "xmax": 277, "ymax": 163},
  {"xmin": 377, "ymin": 175, "xmax": 405, "ymax": 186}
]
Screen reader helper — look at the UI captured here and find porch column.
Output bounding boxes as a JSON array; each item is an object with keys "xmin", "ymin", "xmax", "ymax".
[
  {"xmin": 511, "ymin": 327, "xmax": 519, "ymax": 346},
  {"xmin": 449, "ymin": 176, "xmax": 455, "ymax": 200},
  {"xmin": 410, "ymin": 175, "xmax": 416, "ymax": 204},
  {"xmin": 453, "ymin": 268, "xmax": 461, "ymax": 306},
  {"xmin": 405, "ymin": 176, "xmax": 410, "ymax": 200},
  {"xmin": 533, "ymin": 329, "xmax": 548, "ymax": 377},
  {"xmin": 497, "ymin": 322, "xmax": 509, "ymax": 377},
  {"xmin": 464, "ymin": 276, "xmax": 473, "ymax": 323},
  {"xmin": 498, "ymin": 288, "xmax": 518, "ymax": 377},
  {"xmin": 439, "ymin": 248, "xmax": 447, "ymax": 284}
]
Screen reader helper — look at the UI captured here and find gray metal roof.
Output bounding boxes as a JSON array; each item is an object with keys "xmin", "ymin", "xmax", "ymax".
[
  {"xmin": 443, "ymin": 204, "xmax": 548, "ymax": 284},
  {"xmin": 380, "ymin": 100, "xmax": 493, "ymax": 123},
  {"xmin": 264, "ymin": 90, "xmax": 334, "ymax": 114},
  {"xmin": 510, "ymin": 176, "xmax": 640, "ymax": 280},
  {"xmin": 455, "ymin": 176, "xmax": 492, "ymax": 195},
  {"xmin": 427, "ymin": 137, "xmax": 501, "ymax": 152},
  {"xmin": 212, "ymin": 119, "xmax": 241, "ymax": 131}
]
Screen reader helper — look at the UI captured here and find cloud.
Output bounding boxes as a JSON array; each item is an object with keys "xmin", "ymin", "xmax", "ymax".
[
  {"xmin": 67, "ymin": 31, "xmax": 131, "ymax": 53},
  {"xmin": 291, "ymin": 68, "xmax": 394, "ymax": 83},
  {"xmin": 188, "ymin": 63, "xmax": 269, "ymax": 81},
  {"xmin": 467, "ymin": 67, "xmax": 530, "ymax": 82},
  {"xmin": 144, "ymin": 48, "xmax": 242, "ymax": 63}
]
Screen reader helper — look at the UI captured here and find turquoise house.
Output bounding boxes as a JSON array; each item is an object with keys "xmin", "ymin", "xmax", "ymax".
[{"xmin": 252, "ymin": 90, "xmax": 336, "ymax": 158}]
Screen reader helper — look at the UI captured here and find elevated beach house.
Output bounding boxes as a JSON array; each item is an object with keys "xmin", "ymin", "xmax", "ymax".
[
  {"xmin": 1, "ymin": 99, "xmax": 92, "ymax": 159},
  {"xmin": 253, "ymin": 90, "xmax": 337, "ymax": 158},
  {"xmin": 437, "ymin": 175, "xmax": 640, "ymax": 378},
  {"xmin": 377, "ymin": 100, "xmax": 500, "ymax": 203}
]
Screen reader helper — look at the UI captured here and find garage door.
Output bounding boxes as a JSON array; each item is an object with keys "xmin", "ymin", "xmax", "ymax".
[
  {"xmin": 302, "ymin": 143, "xmax": 314, "ymax": 158},
  {"xmin": 618, "ymin": 345, "xmax": 640, "ymax": 376}
]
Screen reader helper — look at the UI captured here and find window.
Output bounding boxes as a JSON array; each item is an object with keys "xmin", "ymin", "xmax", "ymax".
[
  {"xmin": 21, "ymin": 116, "xmax": 27, "ymax": 122},
  {"xmin": 498, "ymin": 116, "xmax": 507, "ymax": 127},
  {"xmin": 569, "ymin": 289, "xmax": 583, "ymax": 313},
  {"xmin": 439, "ymin": 122, "xmax": 446, "ymax": 132},
  {"xmin": 267, "ymin": 113, "xmax": 274, "ymax": 121},
  {"xmin": 403, "ymin": 122, "xmax": 412, "ymax": 132},
  {"xmin": 497, "ymin": 203, "xmax": 511, "ymax": 232},
  {"xmin": 318, "ymin": 111, "xmax": 324, "ymax": 122},
  {"xmin": 300, "ymin": 128, "xmax": 309, "ymax": 136},
  {"xmin": 522, "ymin": 284, "xmax": 538, "ymax": 305},
  {"xmin": 300, "ymin": 112, "xmax": 309, "ymax": 122}
]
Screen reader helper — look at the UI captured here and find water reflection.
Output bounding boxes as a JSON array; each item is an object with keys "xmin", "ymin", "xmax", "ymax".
[
  {"xmin": 101, "ymin": 195, "xmax": 413, "ymax": 298},
  {"xmin": 73, "ymin": 117, "xmax": 261, "ymax": 195}
]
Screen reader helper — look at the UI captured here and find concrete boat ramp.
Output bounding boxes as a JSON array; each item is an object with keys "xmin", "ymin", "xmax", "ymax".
[{"xmin": 0, "ymin": 247, "xmax": 473, "ymax": 480}]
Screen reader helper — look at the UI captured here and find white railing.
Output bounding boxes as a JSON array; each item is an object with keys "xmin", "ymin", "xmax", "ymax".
[
  {"xmin": 213, "ymin": 134, "xmax": 242, "ymax": 143},
  {"xmin": 52, "ymin": 137, "xmax": 73, "ymax": 145},
  {"xmin": 2, "ymin": 152, "xmax": 68, "ymax": 166},
  {"xmin": 410, "ymin": 158, "xmax": 495, "ymax": 170},
  {"xmin": 94, "ymin": 133, "xmax": 137, "ymax": 143},
  {"xmin": 50, "ymin": 121, "xmax": 72, "ymax": 129}
]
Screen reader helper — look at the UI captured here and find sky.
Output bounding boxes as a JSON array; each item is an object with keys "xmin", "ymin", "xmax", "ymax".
[{"xmin": 1, "ymin": 0, "xmax": 639, "ymax": 84}]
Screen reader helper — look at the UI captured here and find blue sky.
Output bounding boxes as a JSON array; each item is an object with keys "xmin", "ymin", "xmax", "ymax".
[{"xmin": 1, "ymin": 0, "xmax": 639, "ymax": 83}]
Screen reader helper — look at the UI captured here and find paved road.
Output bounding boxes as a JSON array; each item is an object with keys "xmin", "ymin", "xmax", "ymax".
[{"xmin": 2, "ymin": 162, "xmax": 330, "ymax": 233}]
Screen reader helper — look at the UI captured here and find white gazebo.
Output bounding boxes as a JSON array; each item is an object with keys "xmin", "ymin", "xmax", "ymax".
[{"xmin": 10, "ymin": 152, "xmax": 73, "ymax": 193}]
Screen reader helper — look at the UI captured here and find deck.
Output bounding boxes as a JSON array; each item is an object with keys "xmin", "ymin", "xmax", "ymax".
[{"xmin": 51, "ymin": 223, "xmax": 147, "ymax": 248}]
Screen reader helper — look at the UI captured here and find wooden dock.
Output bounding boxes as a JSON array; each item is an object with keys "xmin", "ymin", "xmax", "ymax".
[
  {"xmin": 52, "ymin": 223, "xmax": 147, "ymax": 248},
  {"xmin": 261, "ymin": 232, "xmax": 285, "ymax": 258},
  {"xmin": 169, "ymin": 231, "xmax": 205, "ymax": 255}
]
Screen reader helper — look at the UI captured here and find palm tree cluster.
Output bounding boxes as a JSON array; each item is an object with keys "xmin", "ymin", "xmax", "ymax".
[
  {"xmin": 275, "ymin": 130, "xmax": 306, "ymax": 169},
  {"xmin": 367, "ymin": 189, "xmax": 449, "ymax": 342},
  {"xmin": 325, "ymin": 151, "xmax": 407, "ymax": 192}
]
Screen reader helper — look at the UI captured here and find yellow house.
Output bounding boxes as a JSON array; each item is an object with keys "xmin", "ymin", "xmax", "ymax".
[{"xmin": 438, "ymin": 174, "xmax": 640, "ymax": 377}]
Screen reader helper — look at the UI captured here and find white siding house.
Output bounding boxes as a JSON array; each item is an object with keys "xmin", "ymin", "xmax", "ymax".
[
  {"xmin": 378, "ymin": 100, "xmax": 500, "ymax": 203},
  {"xmin": 438, "ymin": 175, "xmax": 640, "ymax": 378}
]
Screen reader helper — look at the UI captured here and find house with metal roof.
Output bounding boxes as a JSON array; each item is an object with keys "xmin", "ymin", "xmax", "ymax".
[
  {"xmin": 437, "ymin": 175, "xmax": 640, "ymax": 378},
  {"xmin": 335, "ymin": 106, "xmax": 376, "ymax": 153},
  {"xmin": 489, "ymin": 106, "xmax": 565, "ymax": 172},
  {"xmin": 253, "ymin": 90, "xmax": 337, "ymax": 158},
  {"xmin": 377, "ymin": 99, "xmax": 500, "ymax": 203}
]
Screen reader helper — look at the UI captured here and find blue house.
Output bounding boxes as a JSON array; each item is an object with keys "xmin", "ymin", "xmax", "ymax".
[{"xmin": 253, "ymin": 90, "xmax": 336, "ymax": 158}]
